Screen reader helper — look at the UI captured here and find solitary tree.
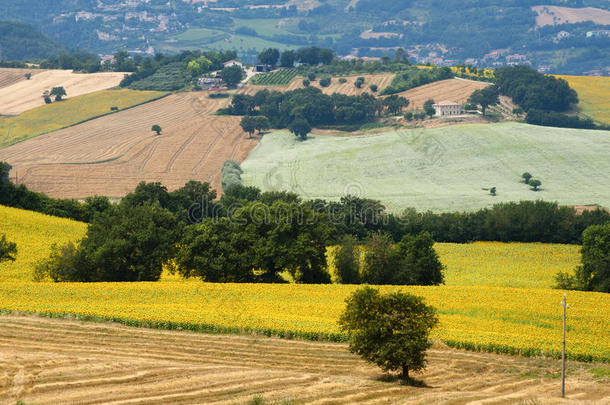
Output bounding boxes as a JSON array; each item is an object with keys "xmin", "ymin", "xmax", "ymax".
[
  {"xmin": 240, "ymin": 116, "xmax": 256, "ymax": 138},
  {"xmin": 302, "ymin": 79, "xmax": 310, "ymax": 87},
  {"xmin": 522, "ymin": 172, "xmax": 532, "ymax": 184},
  {"xmin": 288, "ymin": 117, "xmax": 312, "ymax": 140},
  {"xmin": 489, "ymin": 186, "xmax": 497, "ymax": 196},
  {"xmin": 0, "ymin": 234, "xmax": 17, "ymax": 263},
  {"xmin": 25, "ymin": 73, "xmax": 31, "ymax": 80},
  {"xmin": 529, "ymin": 179, "xmax": 541, "ymax": 191},
  {"xmin": 151, "ymin": 125, "xmax": 162, "ymax": 135},
  {"xmin": 319, "ymin": 77, "xmax": 331, "ymax": 87},
  {"xmin": 339, "ymin": 287, "xmax": 438, "ymax": 381},
  {"xmin": 50, "ymin": 86, "xmax": 67, "ymax": 101}
]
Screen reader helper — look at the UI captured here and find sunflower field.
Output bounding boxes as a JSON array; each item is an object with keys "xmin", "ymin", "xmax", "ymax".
[{"xmin": 0, "ymin": 205, "xmax": 607, "ymax": 362}]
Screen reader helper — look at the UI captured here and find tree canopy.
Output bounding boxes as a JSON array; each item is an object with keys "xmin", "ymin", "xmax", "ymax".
[{"xmin": 339, "ymin": 287, "xmax": 438, "ymax": 381}]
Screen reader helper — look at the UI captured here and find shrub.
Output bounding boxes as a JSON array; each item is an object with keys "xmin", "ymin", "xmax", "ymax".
[
  {"xmin": 319, "ymin": 77, "xmax": 331, "ymax": 87},
  {"xmin": 302, "ymin": 79, "xmax": 310, "ymax": 87},
  {"xmin": 339, "ymin": 78, "xmax": 347, "ymax": 83},
  {"xmin": 307, "ymin": 72, "xmax": 316, "ymax": 81},
  {"xmin": 369, "ymin": 84, "xmax": 378, "ymax": 92}
]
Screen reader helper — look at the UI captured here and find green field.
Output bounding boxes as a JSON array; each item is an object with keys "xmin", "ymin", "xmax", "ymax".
[
  {"xmin": 0, "ymin": 89, "xmax": 167, "ymax": 148},
  {"xmin": 241, "ymin": 122, "xmax": 610, "ymax": 212},
  {"xmin": 250, "ymin": 68, "xmax": 298, "ymax": 85},
  {"xmin": 157, "ymin": 29, "xmax": 296, "ymax": 53}
]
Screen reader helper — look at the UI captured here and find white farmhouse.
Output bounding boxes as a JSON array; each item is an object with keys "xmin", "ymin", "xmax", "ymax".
[
  {"xmin": 223, "ymin": 59, "xmax": 243, "ymax": 68},
  {"xmin": 433, "ymin": 101, "xmax": 463, "ymax": 116}
]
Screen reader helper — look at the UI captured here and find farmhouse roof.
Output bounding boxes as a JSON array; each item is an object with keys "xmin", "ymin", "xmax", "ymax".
[
  {"xmin": 223, "ymin": 59, "xmax": 242, "ymax": 65},
  {"xmin": 434, "ymin": 101, "xmax": 460, "ymax": 106}
]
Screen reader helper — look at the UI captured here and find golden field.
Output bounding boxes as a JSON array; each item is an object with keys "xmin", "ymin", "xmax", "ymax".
[
  {"xmin": 0, "ymin": 89, "xmax": 167, "ymax": 148},
  {"xmin": 555, "ymin": 75, "xmax": 610, "ymax": 124},
  {"xmin": 0, "ymin": 205, "xmax": 607, "ymax": 362},
  {"xmin": 0, "ymin": 205, "xmax": 86, "ymax": 281}
]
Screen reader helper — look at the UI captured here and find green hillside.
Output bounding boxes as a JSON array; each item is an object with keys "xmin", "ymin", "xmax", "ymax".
[
  {"xmin": 241, "ymin": 122, "xmax": 610, "ymax": 213},
  {"xmin": 0, "ymin": 20, "xmax": 67, "ymax": 60}
]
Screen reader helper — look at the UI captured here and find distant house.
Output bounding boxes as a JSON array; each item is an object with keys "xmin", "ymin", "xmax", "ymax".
[
  {"xmin": 255, "ymin": 64, "xmax": 273, "ymax": 72},
  {"xmin": 433, "ymin": 101, "xmax": 463, "ymax": 116},
  {"xmin": 223, "ymin": 60, "xmax": 243, "ymax": 68},
  {"xmin": 586, "ymin": 30, "xmax": 610, "ymax": 38}
]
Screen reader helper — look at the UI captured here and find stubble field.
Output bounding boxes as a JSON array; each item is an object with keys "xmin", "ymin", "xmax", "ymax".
[
  {"xmin": 0, "ymin": 92, "xmax": 258, "ymax": 198},
  {"xmin": 0, "ymin": 69, "xmax": 126, "ymax": 115},
  {"xmin": 1, "ymin": 315, "xmax": 608, "ymax": 405}
]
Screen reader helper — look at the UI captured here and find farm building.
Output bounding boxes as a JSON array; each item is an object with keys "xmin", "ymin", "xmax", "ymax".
[
  {"xmin": 433, "ymin": 101, "xmax": 463, "ymax": 116},
  {"xmin": 223, "ymin": 60, "xmax": 243, "ymax": 68}
]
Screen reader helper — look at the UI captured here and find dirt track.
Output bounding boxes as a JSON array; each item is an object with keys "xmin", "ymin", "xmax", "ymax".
[
  {"xmin": 0, "ymin": 69, "xmax": 125, "ymax": 115},
  {"xmin": 0, "ymin": 315, "xmax": 607, "ymax": 404},
  {"xmin": 0, "ymin": 93, "xmax": 256, "ymax": 198}
]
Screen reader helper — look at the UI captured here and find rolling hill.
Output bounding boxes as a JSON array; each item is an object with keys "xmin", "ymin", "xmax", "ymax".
[
  {"xmin": 0, "ymin": 68, "xmax": 127, "ymax": 116},
  {"xmin": 0, "ymin": 20, "xmax": 67, "ymax": 60},
  {"xmin": 0, "ymin": 93, "xmax": 257, "ymax": 199},
  {"xmin": 241, "ymin": 122, "xmax": 610, "ymax": 212}
]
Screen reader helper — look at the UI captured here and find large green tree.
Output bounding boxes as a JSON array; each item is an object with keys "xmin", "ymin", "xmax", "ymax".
[
  {"xmin": 35, "ymin": 204, "xmax": 180, "ymax": 282},
  {"xmin": 556, "ymin": 223, "xmax": 610, "ymax": 293},
  {"xmin": 339, "ymin": 287, "xmax": 438, "ymax": 381},
  {"xmin": 288, "ymin": 117, "xmax": 311, "ymax": 140},
  {"xmin": 258, "ymin": 48, "xmax": 280, "ymax": 66},
  {"xmin": 221, "ymin": 65, "xmax": 243, "ymax": 87},
  {"xmin": 468, "ymin": 85, "xmax": 500, "ymax": 115}
]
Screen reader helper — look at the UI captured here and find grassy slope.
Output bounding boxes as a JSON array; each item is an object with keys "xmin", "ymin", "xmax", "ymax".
[
  {"xmin": 0, "ymin": 205, "xmax": 605, "ymax": 361},
  {"xmin": 241, "ymin": 122, "xmax": 610, "ymax": 212},
  {"xmin": 0, "ymin": 89, "xmax": 167, "ymax": 148},
  {"xmin": 555, "ymin": 75, "xmax": 610, "ymax": 125},
  {"xmin": 0, "ymin": 206, "xmax": 86, "ymax": 281}
]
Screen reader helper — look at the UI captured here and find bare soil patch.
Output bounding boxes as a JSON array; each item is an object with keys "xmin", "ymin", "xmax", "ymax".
[
  {"xmin": 0, "ymin": 92, "xmax": 257, "ymax": 198},
  {"xmin": 0, "ymin": 315, "xmax": 608, "ymax": 405}
]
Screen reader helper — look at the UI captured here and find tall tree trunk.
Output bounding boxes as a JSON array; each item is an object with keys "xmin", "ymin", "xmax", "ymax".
[{"xmin": 402, "ymin": 365, "xmax": 409, "ymax": 380}]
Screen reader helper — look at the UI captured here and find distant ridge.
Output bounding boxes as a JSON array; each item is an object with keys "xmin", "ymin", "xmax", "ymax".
[{"xmin": 0, "ymin": 20, "xmax": 67, "ymax": 60}]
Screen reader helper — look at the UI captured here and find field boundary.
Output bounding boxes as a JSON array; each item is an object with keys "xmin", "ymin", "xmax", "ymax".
[
  {"xmin": 1, "ymin": 308, "xmax": 604, "ymax": 363},
  {"xmin": 1, "ymin": 91, "xmax": 170, "ymax": 149}
]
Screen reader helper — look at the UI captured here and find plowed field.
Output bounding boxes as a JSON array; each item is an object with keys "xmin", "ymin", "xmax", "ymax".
[
  {"xmin": 0, "ymin": 93, "xmax": 257, "ymax": 198},
  {"xmin": 0, "ymin": 315, "xmax": 607, "ymax": 405}
]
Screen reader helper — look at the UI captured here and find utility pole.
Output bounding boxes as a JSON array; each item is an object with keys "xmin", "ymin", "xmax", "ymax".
[{"xmin": 561, "ymin": 293, "xmax": 569, "ymax": 398}]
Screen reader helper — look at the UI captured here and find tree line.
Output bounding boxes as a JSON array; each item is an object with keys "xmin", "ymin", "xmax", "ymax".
[{"xmin": 222, "ymin": 87, "xmax": 381, "ymax": 139}]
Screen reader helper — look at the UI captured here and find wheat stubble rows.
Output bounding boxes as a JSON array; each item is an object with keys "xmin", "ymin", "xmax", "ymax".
[
  {"xmin": 0, "ymin": 93, "xmax": 257, "ymax": 198},
  {"xmin": 0, "ymin": 315, "xmax": 607, "ymax": 404}
]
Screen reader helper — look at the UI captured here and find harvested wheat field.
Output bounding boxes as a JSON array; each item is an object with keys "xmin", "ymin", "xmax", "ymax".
[
  {"xmin": 0, "ymin": 315, "xmax": 608, "ymax": 405},
  {"xmin": 0, "ymin": 68, "xmax": 45, "ymax": 90},
  {"xmin": 532, "ymin": 5, "xmax": 610, "ymax": 27},
  {"xmin": 397, "ymin": 78, "xmax": 490, "ymax": 110},
  {"xmin": 242, "ymin": 73, "xmax": 396, "ymax": 96},
  {"xmin": 0, "ymin": 69, "xmax": 125, "ymax": 115},
  {"xmin": 0, "ymin": 92, "xmax": 256, "ymax": 198}
]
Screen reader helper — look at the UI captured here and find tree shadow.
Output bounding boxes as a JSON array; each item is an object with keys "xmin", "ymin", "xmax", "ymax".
[{"xmin": 374, "ymin": 374, "xmax": 431, "ymax": 388}]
